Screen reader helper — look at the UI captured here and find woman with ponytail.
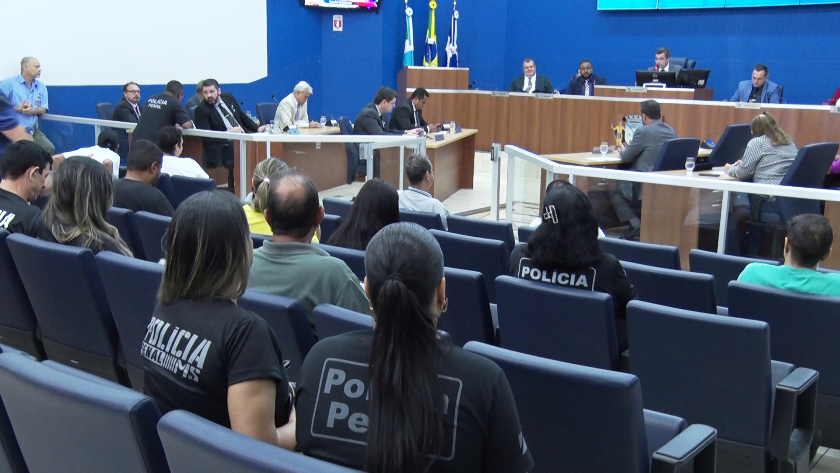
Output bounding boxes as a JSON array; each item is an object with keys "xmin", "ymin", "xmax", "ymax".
[
  {"xmin": 295, "ymin": 222, "xmax": 534, "ymax": 473},
  {"xmin": 243, "ymin": 157, "xmax": 289, "ymax": 235}
]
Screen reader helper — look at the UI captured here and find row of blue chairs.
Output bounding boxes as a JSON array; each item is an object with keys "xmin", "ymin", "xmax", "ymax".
[{"xmin": 154, "ymin": 173, "xmax": 217, "ymax": 210}]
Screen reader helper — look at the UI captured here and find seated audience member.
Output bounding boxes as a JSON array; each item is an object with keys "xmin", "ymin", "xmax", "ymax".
[
  {"xmin": 156, "ymin": 126, "xmax": 208, "ymax": 179},
  {"xmin": 510, "ymin": 185, "xmax": 636, "ymax": 351},
  {"xmin": 131, "ymin": 80, "xmax": 194, "ymax": 143},
  {"xmin": 509, "ymin": 57, "xmax": 553, "ymax": 93},
  {"xmin": 398, "ymin": 154, "xmax": 451, "ymax": 230},
  {"xmin": 529, "ymin": 180, "xmax": 605, "ymax": 237},
  {"xmin": 0, "ymin": 90, "xmax": 32, "ymax": 156},
  {"xmin": 295, "ymin": 222, "xmax": 535, "ymax": 472},
  {"xmin": 649, "ymin": 47, "xmax": 682, "ymax": 79},
  {"xmin": 565, "ymin": 60, "xmax": 607, "ymax": 96},
  {"xmin": 724, "ymin": 112, "xmax": 797, "ymax": 256},
  {"xmin": 730, "ymin": 64, "xmax": 782, "ymax": 104},
  {"xmin": 36, "ymin": 157, "xmax": 131, "ymax": 255},
  {"xmin": 0, "ymin": 57, "xmax": 54, "ymax": 154},
  {"xmin": 353, "ymin": 86, "xmax": 422, "ymax": 178},
  {"xmin": 0, "ymin": 141, "xmax": 51, "ymax": 236},
  {"xmin": 273, "ymin": 81, "xmax": 320, "ymax": 132},
  {"xmin": 328, "ymin": 179, "xmax": 399, "ymax": 250},
  {"xmin": 53, "ymin": 129, "xmax": 121, "ymax": 178},
  {"xmin": 112, "ymin": 82, "xmax": 142, "ymax": 123},
  {"xmin": 609, "ymin": 100, "xmax": 676, "ymax": 239},
  {"xmin": 738, "ymin": 214, "xmax": 840, "ymax": 297},
  {"xmin": 142, "ymin": 190, "xmax": 295, "ymax": 449},
  {"xmin": 113, "ymin": 139, "xmax": 174, "ymax": 216},
  {"xmin": 248, "ymin": 170, "xmax": 370, "ymax": 326},
  {"xmin": 389, "ymin": 87, "xmax": 439, "ymax": 132},
  {"xmin": 243, "ymin": 157, "xmax": 289, "ymax": 235}
]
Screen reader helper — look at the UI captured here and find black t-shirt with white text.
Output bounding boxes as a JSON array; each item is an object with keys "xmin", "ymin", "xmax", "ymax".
[
  {"xmin": 295, "ymin": 331, "xmax": 534, "ymax": 473},
  {"xmin": 132, "ymin": 93, "xmax": 191, "ymax": 143},
  {"xmin": 0, "ymin": 188, "xmax": 42, "ymax": 237},
  {"xmin": 142, "ymin": 299, "xmax": 291, "ymax": 428},
  {"xmin": 113, "ymin": 178, "xmax": 174, "ymax": 217}
]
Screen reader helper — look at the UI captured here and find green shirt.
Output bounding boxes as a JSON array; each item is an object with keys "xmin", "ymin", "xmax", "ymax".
[
  {"xmin": 738, "ymin": 263, "xmax": 840, "ymax": 298},
  {"xmin": 248, "ymin": 242, "xmax": 372, "ymax": 328}
]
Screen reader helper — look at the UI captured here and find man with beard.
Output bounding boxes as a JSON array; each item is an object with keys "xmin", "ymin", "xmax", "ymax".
[
  {"xmin": 132, "ymin": 80, "xmax": 194, "ymax": 143},
  {"xmin": 564, "ymin": 60, "xmax": 607, "ymax": 96},
  {"xmin": 112, "ymin": 82, "xmax": 143, "ymax": 123}
]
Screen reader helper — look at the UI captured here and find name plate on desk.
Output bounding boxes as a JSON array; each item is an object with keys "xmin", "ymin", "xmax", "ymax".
[
  {"xmin": 831, "ymin": 105, "xmax": 840, "ymax": 114},
  {"xmin": 735, "ymin": 102, "xmax": 761, "ymax": 110},
  {"xmin": 625, "ymin": 86, "xmax": 647, "ymax": 93},
  {"xmin": 535, "ymin": 93, "xmax": 554, "ymax": 100},
  {"xmin": 433, "ymin": 132, "xmax": 446, "ymax": 142},
  {"xmin": 491, "ymin": 91, "xmax": 510, "ymax": 97}
]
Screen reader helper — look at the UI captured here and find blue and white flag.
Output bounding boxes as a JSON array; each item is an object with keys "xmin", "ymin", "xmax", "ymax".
[
  {"xmin": 445, "ymin": 5, "xmax": 459, "ymax": 67},
  {"xmin": 403, "ymin": 6, "xmax": 415, "ymax": 67}
]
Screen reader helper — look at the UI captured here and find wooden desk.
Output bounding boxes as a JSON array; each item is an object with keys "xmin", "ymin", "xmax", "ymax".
[
  {"xmin": 596, "ymin": 85, "xmax": 714, "ymax": 101},
  {"xmin": 250, "ymin": 127, "xmax": 345, "ymax": 191},
  {"xmin": 380, "ymin": 129, "xmax": 478, "ymax": 201},
  {"xmin": 397, "ymin": 67, "xmax": 469, "ymax": 100}
]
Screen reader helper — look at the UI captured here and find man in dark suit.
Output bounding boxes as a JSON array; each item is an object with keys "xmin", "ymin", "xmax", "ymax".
[
  {"xmin": 193, "ymin": 78, "xmax": 267, "ymax": 193},
  {"xmin": 112, "ymin": 82, "xmax": 142, "ymax": 123},
  {"xmin": 389, "ymin": 87, "xmax": 440, "ymax": 133},
  {"xmin": 649, "ymin": 47, "xmax": 682, "ymax": 81},
  {"xmin": 565, "ymin": 60, "xmax": 607, "ymax": 96},
  {"xmin": 610, "ymin": 100, "xmax": 677, "ymax": 239},
  {"xmin": 509, "ymin": 58, "xmax": 554, "ymax": 93},
  {"xmin": 353, "ymin": 86, "xmax": 422, "ymax": 178}
]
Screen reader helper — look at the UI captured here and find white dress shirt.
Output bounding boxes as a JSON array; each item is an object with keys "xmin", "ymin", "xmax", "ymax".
[{"xmin": 161, "ymin": 155, "xmax": 210, "ymax": 179}]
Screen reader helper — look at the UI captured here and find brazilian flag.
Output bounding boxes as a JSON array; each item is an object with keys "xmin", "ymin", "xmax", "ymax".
[{"xmin": 424, "ymin": 0, "xmax": 438, "ymax": 67}]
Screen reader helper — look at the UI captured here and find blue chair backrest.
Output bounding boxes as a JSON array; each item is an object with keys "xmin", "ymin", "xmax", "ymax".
[
  {"xmin": 517, "ymin": 225, "xmax": 535, "ymax": 244},
  {"xmin": 437, "ymin": 267, "xmax": 496, "ymax": 346},
  {"xmin": 96, "ymin": 102, "xmax": 114, "ymax": 120},
  {"xmin": 446, "ymin": 215, "xmax": 515, "ymax": 255},
  {"xmin": 430, "ymin": 230, "xmax": 507, "ymax": 303},
  {"xmin": 670, "ymin": 57, "xmax": 690, "ymax": 69},
  {"xmin": 312, "ymin": 304, "xmax": 373, "ymax": 339},
  {"xmin": 6, "ymin": 234, "xmax": 125, "ymax": 383},
  {"xmin": 773, "ymin": 142, "xmax": 840, "ymax": 222},
  {"xmin": 599, "ymin": 237, "xmax": 681, "ymax": 270},
  {"xmin": 729, "ymin": 281, "xmax": 840, "ymax": 397},
  {"xmin": 688, "ymin": 249, "xmax": 779, "ymax": 307},
  {"xmin": 400, "ymin": 209, "xmax": 445, "ymax": 231},
  {"xmin": 464, "ymin": 342, "xmax": 651, "ymax": 472},
  {"xmin": 322, "ymin": 197, "xmax": 352, "ymax": 220},
  {"xmin": 155, "ymin": 173, "xmax": 175, "ymax": 206},
  {"xmin": 238, "ymin": 290, "xmax": 317, "ymax": 382},
  {"xmin": 95, "ymin": 251, "xmax": 164, "ymax": 391},
  {"xmin": 709, "ymin": 124, "xmax": 752, "ymax": 166},
  {"xmin": 106, "ymin": 207, "xmax": 146, "ymax": 260},
  {"xmin": 0, "ymin": 353, "xmax": 168, "ymax": 473},
  {"xmin": 314, "ymin": 243, "xmax": 366, "ymax": 281},
  {"xmin": 337, "ymin": 116, "xmax": 361, "ymax": 185},
  {"xmin": 627, "ymin": 300, "xmax": 773, "ymax": 446},
  {"xmin": 169, "ymin": 175, "xmax": 217, "ymax": 209},
  {"xmin": 0, "ymin": 230, "xmax": 43, "ymax": 358},
  {"xmin": 621, "ymin": 261, "xmax": 716, "ymax": 313},
  {"xmin": 135, "ymin": 211, "xmax": 172, "ymax": 262},
  {"xmin": 255, "ymin": 102, "xmax": 278, "ymax": 127},
  {"xmin": 0, "ymin": 353, "xmax": 27, "ymax": 473},
  {"xmin": 158, "ymin": 409, "xmax": 362, "ymax": 473},
  {"xmin": 251, "ymin": 233, "xmax": 271, "ymax": 249},
  {"xmin": 495, "ymin": 275, "xmax": 619, "ymax": 369},
  {"xmin": 320, "ymin": 214, "xmax": 343, "ymax": 245},
  {"xmin": 651, "ymin": 138, "xmax": 701, "ymax": 172}
]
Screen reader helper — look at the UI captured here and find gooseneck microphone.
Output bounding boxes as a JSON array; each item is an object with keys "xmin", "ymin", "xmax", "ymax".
[{"xmin": 270, "ymin": 95, "xmax": 295, "ymax": 131}]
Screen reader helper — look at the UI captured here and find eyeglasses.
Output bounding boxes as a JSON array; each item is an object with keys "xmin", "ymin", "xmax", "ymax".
[{"xmin": 127, "ymin": 89, "xmax": 141, "ymax": 94}]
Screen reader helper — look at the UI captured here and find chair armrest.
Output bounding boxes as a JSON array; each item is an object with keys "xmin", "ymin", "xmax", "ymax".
[
  {"xmin": 651, "ymin": 424, "xmax": 717, "ymax": 473},
  {"xmin": 644, "ymin": 409, "xmax": 686, "ymax": 456},
  {"xmin": 769, "ymin": 367, "xmax": 819, "ymax": 471}
]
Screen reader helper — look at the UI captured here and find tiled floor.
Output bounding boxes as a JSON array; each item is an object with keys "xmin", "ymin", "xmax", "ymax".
[{"xmin": 813, "ymin": 447, "xmax": 840, "ymax": 471}]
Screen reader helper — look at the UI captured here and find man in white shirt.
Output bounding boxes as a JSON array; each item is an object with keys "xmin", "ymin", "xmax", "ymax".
[
  {"xmin": 155, "ymin": 126, "xmax": 209, "ymax": 179},
  {"xmin": 273, "ymin": 81, "xmax": 321, "ymax": 132},
  {"xmin": 397, "ymin": 154, "xmax": 451, "ymax": 230},
  {"xmin": 52, "ymin": 129, "xmax": 120, "ymax": 178}
]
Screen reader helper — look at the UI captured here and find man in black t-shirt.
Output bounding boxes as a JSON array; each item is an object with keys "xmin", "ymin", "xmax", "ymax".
[
  {"xmin": 0, "ymin": 140, "xmax": 52, "ymax": 236},
  {"xmin": 113, "ymin": 140, "xmax": 174, "ymax": 216},
  {"xmin": 132, "ymin": 80, "xmax": 194, "ymax": 143}
]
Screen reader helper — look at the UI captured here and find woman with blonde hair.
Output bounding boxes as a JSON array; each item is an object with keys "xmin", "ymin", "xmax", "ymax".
[{"xmin": 243, "ymin": 157, "xmax": 289, "ymax": 235}]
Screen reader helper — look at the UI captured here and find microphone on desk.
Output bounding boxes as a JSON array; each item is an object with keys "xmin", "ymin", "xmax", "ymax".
[
  {"xmin": 270, "ymin": 94, "xmax": 279, "ymax": 103},
  {"xmin": 323, "ymin": 112, "xmax": 338, "ymax": 127}
]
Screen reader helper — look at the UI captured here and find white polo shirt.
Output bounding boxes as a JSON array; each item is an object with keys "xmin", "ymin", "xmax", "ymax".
[
  {"xmin": 161, "ymin": 155, "xmax": 209, "ymax": 179},
  {"xmin": 63, "ymin": 146, "xmax": 120, "ymax": 178}
]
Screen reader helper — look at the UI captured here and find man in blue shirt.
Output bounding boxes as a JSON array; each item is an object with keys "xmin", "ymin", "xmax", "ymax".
[
  {"xmin": 0, "ymin": 57, "xmax": 54, "ymax": 154},
  {"xmin": 0, "ymin": 91, "xmax": 32, "ymax": 157}
]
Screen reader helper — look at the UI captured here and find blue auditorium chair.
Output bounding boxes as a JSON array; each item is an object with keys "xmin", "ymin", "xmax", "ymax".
[
  {"xmin": 688, "ymin": 249, "xmax": 779, "ymax": 307},
  {"xmin": 337, "ymin": 116, "xmax": 363, "ymax": 184},
  {"xmin": 703, "ymin": 123, "xmax": 752, "ymax": 169},
  {"xmin": 6, "ymin": 234, "xmax": 128, "ymax": 384},
  {"xmin": 135, "ymin": 211, "xmax": 172, "ymax": 262},
  {"xmin": 464, "ymin": 342, "xmax": 717, "ymax": 472},
  {"xmin": 106, "ymin": 206, "xmax": 146, "ymax": 260},
  {"xmin": 517, "ymin": 225, "xmax": 535, "ymax": 244},
  {"xmin": 430, "ymin": 230, "xmax": 507, "ymax": 303},
  {"xmin": 314, "ymin": 243, "xmax": 366, "ymax": 281},
  {"xmin": 0, "ymin": 353, "xmax": 27, "ymax": 473},
  {"xmin": 436, "ymin": 267, "xmax": 496, "ymax": 346},
  {"xmin": 238, "ymin": 290, "xmax": 317, "ymax": 382},
  {"xmin": 0, "ymin": 353, "xmax": 168, "ymax": 473},
  {"xmin": 158, "ymin": 409, "xmax": 362, "ymax": 473},
  {"xmin": 95, "ymin": 251, "xmax": 164, "ymax": 391},
  {"xmin": 446, "ymin": 215, "xmax": 515, "ymax": 255},
  {"xmin": 599, "ymin": 237, "xmax": 681, "ymax": 270},
  {"xmin": 312, "ymin": 304, "xmax": 373, "ymax": 339},
  {"xmin": 155, "ymin": 173, "xmax": 175, "ymax": 207},
  {"xmin": 0, "ymin": 230, "xmax": 45, "ymax": 359},
  {"xmin": 651, "ymin": 137, "xmax": 701, "ymax": 172},
  {"xmin": 495, "ymin": 275, "xmax": 619, "ymax": 370},
  {"xmin": 169, "ymin": 175, "xmax": 217, "ymax": 209},
  {"xmin": 255, "ymin": 102, "xmax": 278, "ymax": 127},
  {"xmin": 400, "ymin": 209, "xmax": 445, "ymax": 231},
  {"xmin": 322, "ymin": 197, "xmax": 352, "ymax": 220},
  {"xmin": 251, "ymin": 233, "xmax": 271, "ymax": 249},
  {"xmin": 95, "ymin": 102, "xmax": 114, "ymax": 120},
  {"xmin": 621, "ymin": 261, "xmax": 717, "ymax": 313},
  {"xmin": 319, "ymin": 214, "xmax": 343, "ymax": 244},
  {"xmin": 627, "ymin": 300, "xmax": 817, "ymax": 473},
  {"xmin": 729, "ymin": 281, "xmax": 840, "ymax": 452}
]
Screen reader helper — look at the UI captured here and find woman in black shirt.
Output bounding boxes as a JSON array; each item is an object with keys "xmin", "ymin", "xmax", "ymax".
[
  {"xmin": 328, "ymin": 178, "xmax": 399, "ymax": 250},
  {"xmin": 142, "ymin": 190, "xmax": 295, "ymax": 450},
  {"xmin": 509, "ymin": 182, "xmax": 636, "ymax": 351}
]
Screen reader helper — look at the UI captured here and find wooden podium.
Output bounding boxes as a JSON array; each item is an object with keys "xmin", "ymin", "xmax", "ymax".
[{"xmin": 397, "ymin": 66, "xmax": 469, "ymax": 99}]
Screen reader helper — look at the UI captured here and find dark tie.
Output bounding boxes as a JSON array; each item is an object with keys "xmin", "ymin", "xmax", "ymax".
[
  {"xmin": 415, "ymin": 110, "xmax": 421, "ymax": 127},
  {"xmin": 133, "ymin": 104, "xmax": 141, "ymax": 119},
  {"xmin": 220, "ymin": 104, "xmax": 239, "ymax": 128}
]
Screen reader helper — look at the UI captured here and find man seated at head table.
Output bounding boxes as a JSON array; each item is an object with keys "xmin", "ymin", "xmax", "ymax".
[
  {"xmin": 730, "ymin": 64, "xmax": 782, "ymax": 104},
  {"xmin": 112, "ymin": 82, "xmax": 143, "ymax": 123},
  {"xmin": 650, "ymin": 47, "xmax": 682, "ymax": 80},
  {"xmin": 389, "ymin": 87, "xmax": 440, "ymax": 133},
  {"xmin": 509, "ymin": 57, "xmax": 554, "ymax": 94},
  {"xmin": 738, "ymin": 214, "xmax": 840, "ymax": 297},
  {"xmin": 564, "ymin": 60, "xmax": 607, "ymax": 96},
  {"xmin": 185, "ymin": 81, "xmax": 204, "ymax": 111},
  {"xmin": 273, "ymin": 81, "xmax": 321, "ymax": 132},
  {"xmin": 353, "ymin": 86, "xmax": 423, "ymax": 178}
]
